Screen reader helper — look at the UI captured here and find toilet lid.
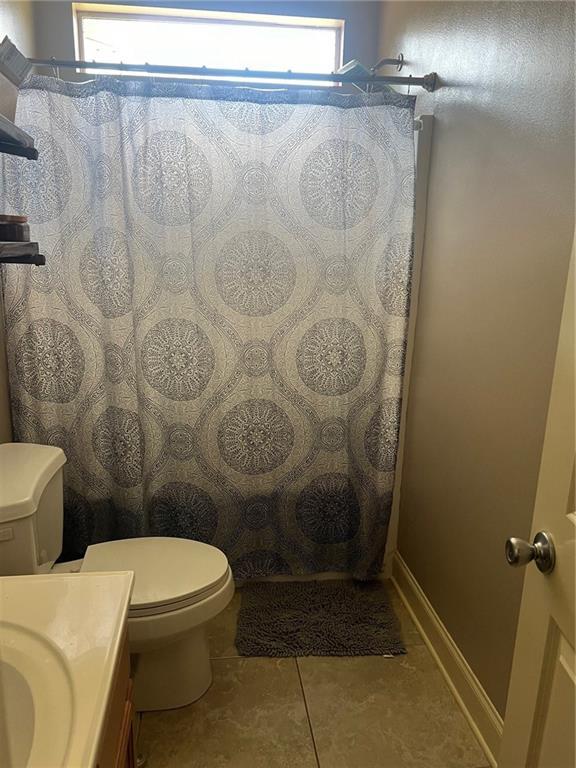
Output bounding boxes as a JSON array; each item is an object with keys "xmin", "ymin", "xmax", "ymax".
[{"xmin": 82, "ymin": 537, "xmax": 230, "ymax": 614}]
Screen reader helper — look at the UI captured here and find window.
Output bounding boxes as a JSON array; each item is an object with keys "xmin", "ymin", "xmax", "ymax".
[{"xmin": 73, "ymin": 3, "xmax": 344, "ymax": 86}]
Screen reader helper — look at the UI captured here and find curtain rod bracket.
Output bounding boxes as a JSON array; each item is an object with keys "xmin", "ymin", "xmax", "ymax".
[
  {"xmin": 422, "ymin": 72, "xmax": 438, "ymax": 92},
  {"xmin": 371, "ymin": 53, "xmax": 404, "ymax": 72}
]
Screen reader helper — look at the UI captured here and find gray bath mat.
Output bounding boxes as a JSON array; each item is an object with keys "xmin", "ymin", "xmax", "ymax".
[{"xmin": 235, "ymin": 580, "xmax": 406, "ymax": 657}]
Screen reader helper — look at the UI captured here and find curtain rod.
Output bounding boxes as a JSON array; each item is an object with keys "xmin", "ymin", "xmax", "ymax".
[{"xmin": 28, "ymin": 59, "xmax": 438, "ymax": 92}]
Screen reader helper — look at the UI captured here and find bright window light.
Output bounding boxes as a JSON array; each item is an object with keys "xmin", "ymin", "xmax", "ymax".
[{"xmin": 74, "ymin": 4, "xmax": 344, "ymax": 85}]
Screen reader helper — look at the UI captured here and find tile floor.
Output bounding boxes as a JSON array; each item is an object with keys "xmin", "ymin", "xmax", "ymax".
[{"xmin": 139, "ymin": 583, "xmax": 490, "ymax": 768}]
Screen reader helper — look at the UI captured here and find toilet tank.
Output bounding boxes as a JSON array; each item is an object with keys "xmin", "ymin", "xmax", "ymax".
[{"xmin": 0, "ymin": 443, "xmax": 66, "ymax": 575}]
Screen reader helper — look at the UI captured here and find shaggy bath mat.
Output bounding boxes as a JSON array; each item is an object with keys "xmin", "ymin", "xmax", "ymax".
[{"xmin": 235, "ymin": 580, "xmax": 406, "ymax": 657}]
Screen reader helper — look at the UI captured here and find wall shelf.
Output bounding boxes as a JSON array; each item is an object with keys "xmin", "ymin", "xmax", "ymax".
[
  {"xmin": 0, "ymin": 241, "xmax": 45, "ymax": 265},
  {"xmin": 0, "ymin": 140, "xmax": 38, "ymax": 159},
  {"xmin": 0, "ymin": 113, "xmax": 38, "ymax": 159}
]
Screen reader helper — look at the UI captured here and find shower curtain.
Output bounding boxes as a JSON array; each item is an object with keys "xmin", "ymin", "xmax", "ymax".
[{"xmin": 1, "ymin": 76, "xmax": 415, "ymax": 579}]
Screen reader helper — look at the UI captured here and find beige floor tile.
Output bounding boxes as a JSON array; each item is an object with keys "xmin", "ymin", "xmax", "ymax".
[
  {"xmin": 139, "ymin": 657, "xmax": 318, "ymax": 768},
  {"xmin": 387, "ymin": 584, "xmax": 425, "ymax": 648},
  {"xmin": 298, "ymin": 646, "xmax": 487, "ymax": 768},
  {"xmin": 207, "ymin": 591, "xmax": 241, "ymax": 658}
]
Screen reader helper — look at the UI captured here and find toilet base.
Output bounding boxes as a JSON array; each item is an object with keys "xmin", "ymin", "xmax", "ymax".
[{"xmin": 132, "ymin": 625, "xmax": 212, "ymax": 711}]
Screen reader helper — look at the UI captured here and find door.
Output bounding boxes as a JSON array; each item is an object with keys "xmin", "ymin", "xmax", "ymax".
[{"xmin": 498, "ymin": 247, "xmax": 575, "ymax": 768}]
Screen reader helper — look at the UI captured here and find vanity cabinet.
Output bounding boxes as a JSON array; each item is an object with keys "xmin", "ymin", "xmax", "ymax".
[{"xmin": 96, "ymin": 632, "xmax": 135, "ymax": 768}]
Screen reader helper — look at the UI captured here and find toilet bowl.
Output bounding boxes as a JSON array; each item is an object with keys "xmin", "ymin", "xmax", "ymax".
[
  {"xmin": 81, "ymin": 536, "xmax": 235, "ymax": 710},
  {"xmin": 0, "ymin": 443, "xmax": 235, "ymax": 711}
]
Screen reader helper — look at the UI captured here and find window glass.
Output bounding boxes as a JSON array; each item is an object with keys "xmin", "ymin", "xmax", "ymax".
[{"xmin": 76, "ymin": 6, "xmax": 344, "ymax": 85}]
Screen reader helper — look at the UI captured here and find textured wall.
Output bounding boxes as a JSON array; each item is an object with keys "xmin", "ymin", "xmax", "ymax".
[
  {"xmin": 0, "ymin": 1, "xmax": 36, "ymax": 442},
  {"xmin": 378, "ymin": 1, "xmax": 574, "ymax": 715},
  {"xmin": 0, "ymin": 0, "xmax": 35, "ymax": 54}
]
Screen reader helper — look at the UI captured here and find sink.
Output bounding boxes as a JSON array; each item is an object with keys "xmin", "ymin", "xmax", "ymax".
[
  {"xmin": 0, "ymin": 623, "xmax": 73, "ymax": 767},
  {"xmin": 0, "ymin": 572, "xmax": 133, "ymax": 767}
]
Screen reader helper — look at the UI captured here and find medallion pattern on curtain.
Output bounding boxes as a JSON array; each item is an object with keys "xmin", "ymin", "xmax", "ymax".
[{"xmin": 1, "ymin": 76, "xmax": 415, "ymax": 579}]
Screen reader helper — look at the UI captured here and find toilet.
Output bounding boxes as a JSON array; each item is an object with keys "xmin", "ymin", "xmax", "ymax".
[{"xmin": 0, "ymin": 442, "xmax": 235, "ymax": 711}]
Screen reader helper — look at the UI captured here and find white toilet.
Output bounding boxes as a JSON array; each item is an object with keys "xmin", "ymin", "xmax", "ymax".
[{"xmin": 0, "ymin": 442, "xmax": 235, "ymax": 711}]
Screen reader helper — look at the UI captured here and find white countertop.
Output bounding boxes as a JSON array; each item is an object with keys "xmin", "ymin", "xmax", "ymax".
[{"xmin": 0, "ymin": 571, "xmax": 134, "ymax": 767}]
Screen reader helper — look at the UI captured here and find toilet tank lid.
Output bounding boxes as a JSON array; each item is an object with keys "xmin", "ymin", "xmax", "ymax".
[{"xmin": 0, "ymin": 443, "xmax": 66, "ymax": 522}]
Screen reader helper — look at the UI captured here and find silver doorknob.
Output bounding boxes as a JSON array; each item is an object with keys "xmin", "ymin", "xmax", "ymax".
[{"xmin": 505, "ymin": 531, "xmax": 555, "ymax": 574}]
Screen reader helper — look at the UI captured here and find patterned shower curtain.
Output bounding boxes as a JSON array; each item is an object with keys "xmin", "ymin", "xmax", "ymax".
[{"xmin": 1, "ymin": 76, "xmax": 415, "ymax": 579}]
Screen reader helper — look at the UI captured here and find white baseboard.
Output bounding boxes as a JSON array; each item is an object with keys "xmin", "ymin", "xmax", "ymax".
[{"xmin": 392, "ymin": 553, "xmax": 503, "ymax": 767}]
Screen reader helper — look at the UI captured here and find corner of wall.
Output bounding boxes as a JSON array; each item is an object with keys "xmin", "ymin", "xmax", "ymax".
[{"xmin": 392, "ymin": 552, "xmax": 502, "ymax": 767}]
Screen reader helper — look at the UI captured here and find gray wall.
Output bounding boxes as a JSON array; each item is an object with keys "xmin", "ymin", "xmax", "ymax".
[{"xmin": 378, "ymin": 0, "xmax": 574, "ymax": 715}]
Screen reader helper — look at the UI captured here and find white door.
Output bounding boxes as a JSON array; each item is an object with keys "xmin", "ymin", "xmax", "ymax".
[{"xmin": 498, "ymin": 247, "xmax": 575, "ymax": 767}]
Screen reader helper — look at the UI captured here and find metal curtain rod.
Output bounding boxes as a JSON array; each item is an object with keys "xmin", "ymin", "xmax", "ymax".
[{"xmin": 28, "ymin": 58, "xmax": 438, "ymax": 92}]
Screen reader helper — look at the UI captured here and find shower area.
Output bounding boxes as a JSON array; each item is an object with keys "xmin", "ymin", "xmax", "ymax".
[{"xmin": 0, "ymin": 49, "xmax": 426, "ymax": 584}]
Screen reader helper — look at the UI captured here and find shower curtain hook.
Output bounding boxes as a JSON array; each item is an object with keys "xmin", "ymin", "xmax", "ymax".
[{"xmin": 49, "ymin": 56, "xmax": 59, "ymax": 79}]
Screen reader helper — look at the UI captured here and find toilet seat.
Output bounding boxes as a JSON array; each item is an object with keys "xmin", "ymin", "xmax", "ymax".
[{"xmin": 81, "ymin": 536, "xmax": 231, "ymax": 617}]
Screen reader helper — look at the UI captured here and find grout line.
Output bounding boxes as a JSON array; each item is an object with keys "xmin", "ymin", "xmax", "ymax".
[{"xmin": 295, "ymin": 657, "xmax": 322, "ymax": 768}]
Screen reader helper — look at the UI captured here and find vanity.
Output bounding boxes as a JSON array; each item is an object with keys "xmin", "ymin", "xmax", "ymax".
[{"xmin": 0, "ymin": 571, "xmax": 135, "ymax": 767}]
